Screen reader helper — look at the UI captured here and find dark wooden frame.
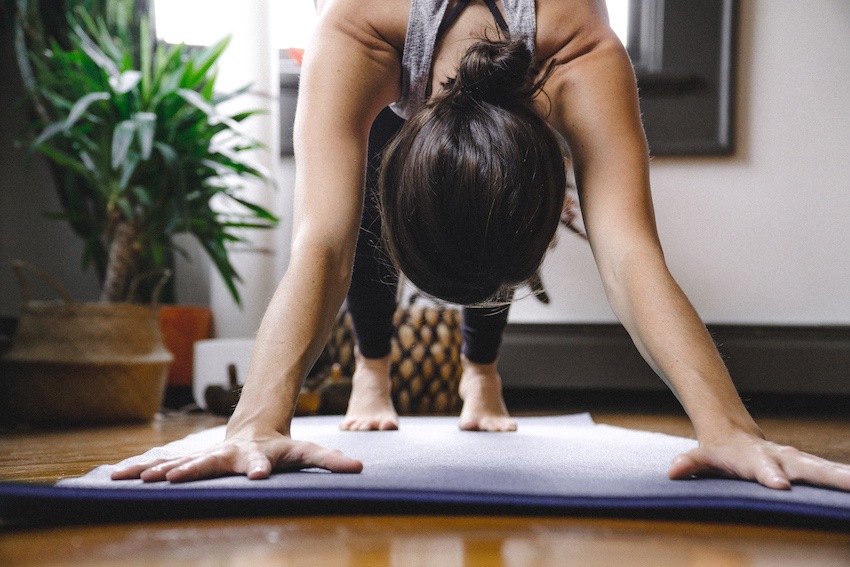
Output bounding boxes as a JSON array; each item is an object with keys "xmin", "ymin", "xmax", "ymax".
[{"xmin": 629, "ymin": 0, "xmax": 740, "ymax": 155}]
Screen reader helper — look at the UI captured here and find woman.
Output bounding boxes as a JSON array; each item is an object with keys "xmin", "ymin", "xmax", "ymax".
[{"xmin": 114, "ymin": 0, "xmax": 850, "ymax": 491}]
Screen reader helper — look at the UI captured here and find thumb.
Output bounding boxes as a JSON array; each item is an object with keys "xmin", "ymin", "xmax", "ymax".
[
  {"xmin": 668, "ymin": 450, "xmax": 707, "ymax": 480},
  {"xmin": 283, "ymin": 440, "xmax": 364, "ymax": 474},
  {"xmin": 317, "ymin": 447, "xmax": 364, "ymax": 473}
]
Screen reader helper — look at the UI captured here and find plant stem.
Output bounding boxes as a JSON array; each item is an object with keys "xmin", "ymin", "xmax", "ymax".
[{"xmin": 100, "ymin": 218, "xmax": 138, "ymax": 302}]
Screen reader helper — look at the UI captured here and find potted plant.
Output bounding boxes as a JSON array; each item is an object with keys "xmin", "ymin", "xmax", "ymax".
[{"xmin": 1, "ymin": 1, "xmax": 277, "ymax": 423}]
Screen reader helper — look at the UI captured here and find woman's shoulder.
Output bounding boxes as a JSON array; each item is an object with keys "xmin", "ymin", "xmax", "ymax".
[
  {"xmin": 317, "ymin": 0, "xmax": 408, "ymax": 54},
  {"xmin": 535, "ymin": 0, "xmax": 622, "ymax": 64}
]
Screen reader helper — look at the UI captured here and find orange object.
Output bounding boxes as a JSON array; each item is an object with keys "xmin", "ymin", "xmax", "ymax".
[
  {"xmin": 287, "ymin": 47, "xmax": 305, "ymax": 66},
  {"xmin": 159, "ymin": 305, "xmax": 213, "ymax": 387}
]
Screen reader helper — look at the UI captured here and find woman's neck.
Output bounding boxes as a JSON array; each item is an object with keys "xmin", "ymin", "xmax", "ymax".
[{"xmin": 429, "ymin": 0, "xmax": 508, "ymax": 101}]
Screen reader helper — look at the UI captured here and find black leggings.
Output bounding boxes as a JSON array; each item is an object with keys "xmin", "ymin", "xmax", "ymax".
[{"xmin": 346, "ymin": 107, "xmax": 511, "ymax": 364}]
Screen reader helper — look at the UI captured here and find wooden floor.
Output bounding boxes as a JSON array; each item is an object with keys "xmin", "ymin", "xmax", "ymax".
[{"xmin": 1, "ymin": 402, "xmax": 850, "ymax": 566}]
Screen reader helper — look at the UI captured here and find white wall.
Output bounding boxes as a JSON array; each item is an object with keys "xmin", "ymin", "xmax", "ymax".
[{"xmin": 511, "ymin": 0, "xmax": 850, "ymax": 325}]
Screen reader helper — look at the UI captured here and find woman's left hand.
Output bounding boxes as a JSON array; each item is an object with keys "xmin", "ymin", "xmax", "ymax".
[{"xmin": 668, "ymin": 431, "xmax": 850, "ymax": 491}]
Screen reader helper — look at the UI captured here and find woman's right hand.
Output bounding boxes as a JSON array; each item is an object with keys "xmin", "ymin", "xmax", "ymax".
[{"xmin": 110, "ymin": 431, "xmax": 363, "ymax": 483}]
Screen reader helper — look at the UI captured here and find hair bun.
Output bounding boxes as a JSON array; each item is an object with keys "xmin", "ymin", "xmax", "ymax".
[{"xmin": 448, "ymin": 37, "xmax": 537, "ymax": 107}]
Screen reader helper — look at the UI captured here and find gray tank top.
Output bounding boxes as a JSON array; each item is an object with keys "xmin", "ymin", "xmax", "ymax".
[{"xmin": 390, "ymin": 0, "xmax": 537, "ymax": 119}]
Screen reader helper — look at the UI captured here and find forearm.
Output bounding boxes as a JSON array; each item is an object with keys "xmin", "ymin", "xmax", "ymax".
[
  {"xmin": 227, "ymin": 244, "xmax": 353, "ymax": 438},
  {"xmin": 605, "ymin": 249, "xmax": 762, "ymax": 443}
]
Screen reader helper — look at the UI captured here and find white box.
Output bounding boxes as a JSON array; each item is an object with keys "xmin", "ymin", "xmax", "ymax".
[{"xmin": 192, "ymin": 338, "xmax": 255, "ymax": 409}]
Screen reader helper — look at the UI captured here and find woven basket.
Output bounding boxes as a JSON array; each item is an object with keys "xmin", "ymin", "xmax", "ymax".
[
  {"xmin": 0, "ymin": 261, "xmax": 173, "ymax": 424},
  {"xmin": 319, "ymin": 297, "xmax": 463, "ymax": 415}
]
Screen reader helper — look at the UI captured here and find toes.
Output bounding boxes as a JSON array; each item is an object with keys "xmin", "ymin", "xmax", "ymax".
[
  {"xmin": 340, "ymin": 415, "xmax": 398, "ymax": 431},
  {"xmin": 459, "ymin": 417, "xmax": 516, "ymax": 432}
]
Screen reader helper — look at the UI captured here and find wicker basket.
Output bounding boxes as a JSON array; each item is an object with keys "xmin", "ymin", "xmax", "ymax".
[
  {"xmin": 319, "ymin": 296, "xmax": 463, "ymax": 416},
  {"xmin": 0, "ymin": 261, "xmax": 173, "ymax": 424}
]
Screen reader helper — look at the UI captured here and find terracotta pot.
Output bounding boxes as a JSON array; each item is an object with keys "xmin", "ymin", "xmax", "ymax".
[{"xmin": 159, "ymin": 305, "xmax": 213, "ymax": 388}]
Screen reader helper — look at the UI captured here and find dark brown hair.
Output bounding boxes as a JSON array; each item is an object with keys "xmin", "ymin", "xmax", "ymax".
[{"xmin": 380, "ymin": 37, "xmax": 566, "ymax": 305}]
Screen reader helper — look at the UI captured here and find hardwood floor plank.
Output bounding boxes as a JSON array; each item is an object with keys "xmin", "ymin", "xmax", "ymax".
[{"xmin": 2, "ymin": 516, "xmax": 849, "ymax": 567}]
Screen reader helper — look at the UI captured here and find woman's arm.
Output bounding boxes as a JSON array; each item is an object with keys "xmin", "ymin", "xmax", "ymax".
[
  {"xmin": 544, "ymin": 30, "xmax": 850, "ymax": 491},
  {"xmin": 113, "ymin": 1, "xmax": 401, "ymax": 482},
  {"xmin": 228, "ymin": 0, "xmax": 401, "ymax": 439}
]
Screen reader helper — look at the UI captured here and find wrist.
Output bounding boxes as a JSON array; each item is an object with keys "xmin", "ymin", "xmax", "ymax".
[
  {"xmin": 694, "ymin": 412, "xmax": 764, "ymax": 446},
  {"xmin": 226, "ymin": 400, "xmax": 293, "ymax": 439}
]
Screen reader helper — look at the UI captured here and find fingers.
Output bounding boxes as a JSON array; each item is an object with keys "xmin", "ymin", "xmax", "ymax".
[
  {"xmin": 669, "ymin": 443, "xmax": 850, "ymax": 492},
  {"xmin": 111, "ymin": 458, "xmax": 173, "ymax": 480},
  {"xmin": 778, "ymin": 447, "xmax": 850, "ymax": 491},
  {"xmin": 277, "ymin": 440, "xmax": 363, "ymax": 474},
  {"xmin": 112, "ymin": 452, "xmax": 246, "ymax": 484},
  {"xmin": 668, "ymin": 447, "xmax": 792, "ymax": 489},
  {"xmin": 753, "ymin": 460, "xmax": 792, "ymax": 490},
  {"xmin": 111, "ymin": 438, "xmax": 363, "ymax": 483}
]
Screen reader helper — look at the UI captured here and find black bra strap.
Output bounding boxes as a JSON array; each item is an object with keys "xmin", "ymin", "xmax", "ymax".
[
  {"xmin": 483, "ymin": 0, "xmax": 510, "ymax": 33},
  {"xmin": 437, "ymin": 0, "xmax": 510, "ymax": 42}
]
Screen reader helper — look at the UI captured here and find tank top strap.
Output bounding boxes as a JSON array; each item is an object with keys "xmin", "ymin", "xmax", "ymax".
[
  {"xmin": 391, "ymin": 0, "xmax": 537, "ymax": 119},
  {"xmin": 437, "ymin": 0, "xmax": 509, "ymax": 42}
]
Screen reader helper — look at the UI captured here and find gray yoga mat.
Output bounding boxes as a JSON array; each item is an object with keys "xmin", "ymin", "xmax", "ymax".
[{"xmin": 3, "ymin": 414, "xmax": 850, "ymax": 527}]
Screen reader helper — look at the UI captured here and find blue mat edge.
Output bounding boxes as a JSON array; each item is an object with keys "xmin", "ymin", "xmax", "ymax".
[{"xmin": 2, "ymin": 481, "xmax": 849, "ymax": 529}]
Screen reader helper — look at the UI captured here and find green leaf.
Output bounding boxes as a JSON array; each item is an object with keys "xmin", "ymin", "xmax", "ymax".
[
  {"xmin": 211, "ymin": 83, "xmax": 252, "ymax": 105},
  {"xmin": 32, "ymin": 121, "xmax": 69, "ymax": 148},
  {"xmin": 132, "ymin": 185, "xmax": 152, "ymax": 207},
  {"xmin": 109, "ymin": 70, "xmax": 142, "ymax": 94},
  {"xmin": 140, "ymin": 16, "xmax": 153, "ymax": 103},
  {"xmin": 153, "ymin": 141, "xmax": 178, "ymax": 166},
  {"xmin": 72, "ymin": 23, "xmax": 120, "ymax": 79},
  {"xmin": 33, "ymin": 144, "xmax": 92, "ymax": 180},
  {"xmin": 65, "ymin": 91, "xmax": 111, "ymax": 127},
  {"xmin": 111, "ymin": 119, "xmax": 136, "ymax": 170},
  {"xmin": 133, "ymin": 112, "xmax": 157, "ymax": 159},
  {"xmin": 118, "ymin": 153, "xmax": 139, "ymax": 190},
  {"xmin": 32, "ymin": 91, "xmax": 110, "ymax": 147},
  {"xmin": 231, "ymin": 197, "xmax": 279, "ymax": 222},
  {"xmin": 185, "ymin": 36, "xmax": 230, "ymax": 88},
  {"xmin": 177, "ymin": 88, "xmax": 243, "ymax": 132},
  {"xmin": 176, "ymin": 88, "xmax": 216, "ymax": 116},
  {"xmin": 197, "ymin": 236, "xmax": 242, "ymax": 306}
]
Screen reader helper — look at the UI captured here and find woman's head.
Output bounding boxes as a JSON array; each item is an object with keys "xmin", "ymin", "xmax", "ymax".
[{"xmin": 380, "ymin": 37, "xmax": 566, "ymax": 305}]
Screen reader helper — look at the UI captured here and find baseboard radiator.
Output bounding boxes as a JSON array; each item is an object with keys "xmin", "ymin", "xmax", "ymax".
[{"xmin": 499, "ymin": 324, "xmax": 850, "ymax": 396}]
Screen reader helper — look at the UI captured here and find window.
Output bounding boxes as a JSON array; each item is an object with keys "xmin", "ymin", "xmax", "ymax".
[{"xmin": 152, "ymin": 0, "xmax": 317, "ymax": 49}]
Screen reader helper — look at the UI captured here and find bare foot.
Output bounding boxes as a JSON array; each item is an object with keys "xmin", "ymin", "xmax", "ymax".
[
  {"xmin": 458, "ymin": 356, "xmax": 517, "ymax": 432},
  {"xmin": 339, "ymin": 350, "xmax": 399, "ymax": 431}
]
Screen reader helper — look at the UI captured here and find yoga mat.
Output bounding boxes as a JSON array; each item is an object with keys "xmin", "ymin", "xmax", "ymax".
[{"xmin": 2, "ymin": 414, "xmax": 850, "ymax": 528}]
